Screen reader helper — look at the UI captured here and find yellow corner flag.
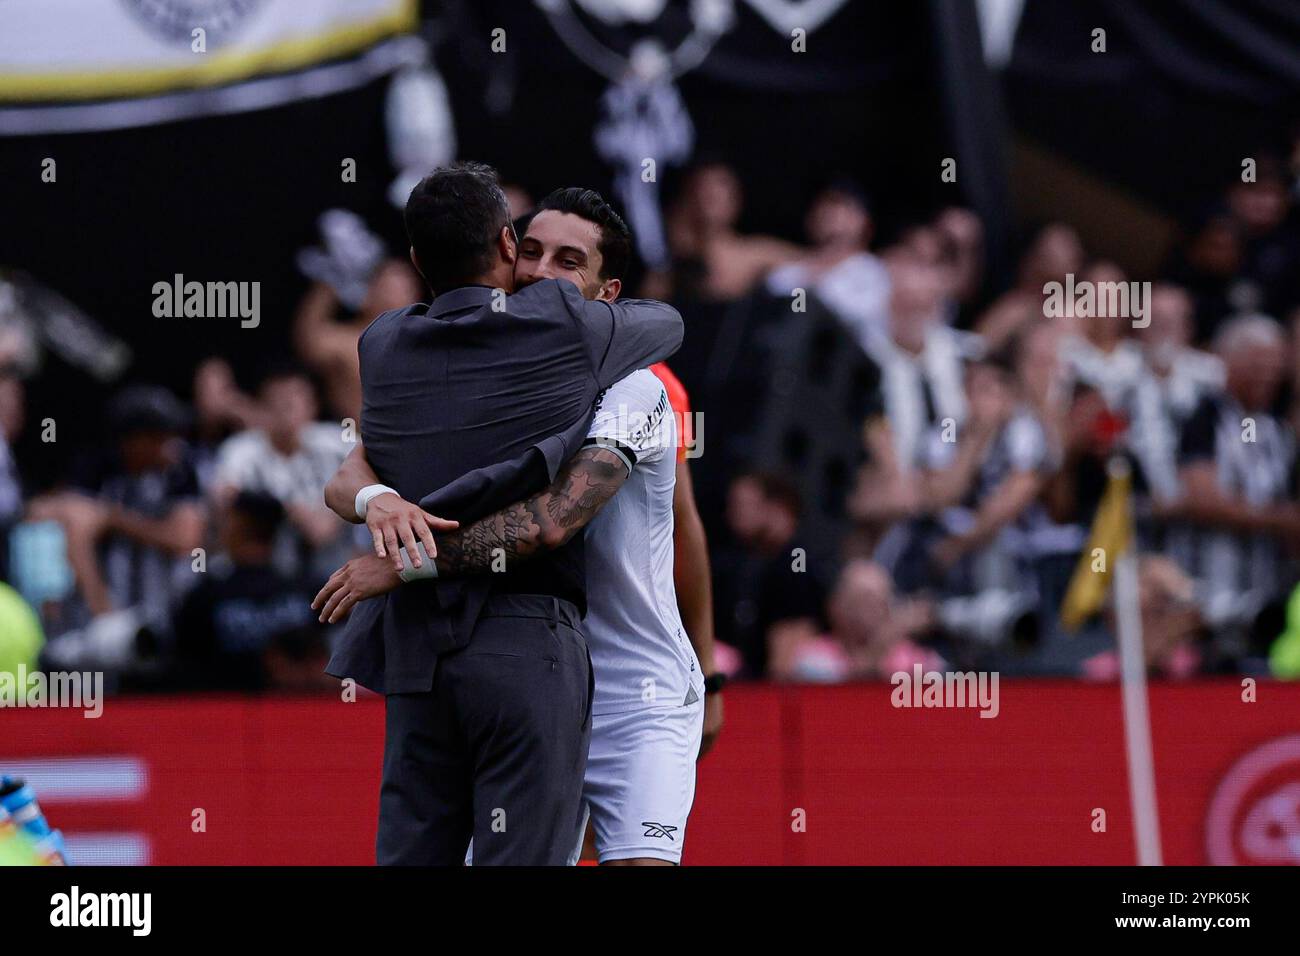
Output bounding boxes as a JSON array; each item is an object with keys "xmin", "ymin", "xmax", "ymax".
[{"xmin": 1060, "ymin": 459, "xmax": 1134, "ymax": 632}]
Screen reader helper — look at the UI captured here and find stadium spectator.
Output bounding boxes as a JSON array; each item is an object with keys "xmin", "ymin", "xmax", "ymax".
[
  {"xmin": 881, "ymin": 354, "xmax": 1049, "ymax": 653},
  {"xmin": 28, "ymin": 385, "xmax": 205, "ymax": 642},
  {"xmin": 713, "ymin": 471, "xmax": 829, "ymax": 677},
  {"xmin": 976, "ymin": 222, "xmax": 1086, "ymax": 350},
  {"xmin": 173, "ymin": 490, "xmax": 327, "ymax": 691},
  {"xmin": 1128, "ymin": 283, "xmax": 1224, "ymax": 505},
  {"xmin": 766, "ymin": 178, "xmax": 889, "ymax": 341},
  {"xmin": 1164, "ymin": 314, "xmax": 1300, "ymax": 654},
  {"xmin": 1082, "ymin": 556, "xmax": 1206, "ymax": 680},
  {"xmin": 642, "ymin": 160, "xmax": 801, "ymax": 303},
  {"xmin": 211, "ymin": 365, "xmax": 353, "ymax": 581},
  {"xmin": 933, "ymin": 206, "xmax": 987, "ymax": 311},
  {"xmin": 1224, "ymin": 156, "xmax": 1300, "ymax": 319},
  {"xmin": 0, "ymin": 365, "xmax": 24, "ymax": 579},
  {"xmin": 293, "ymin": 259, "xmax": 422, "ymax": 423},
  {"xmin": 1059, "ymin": 260, "xmax": 1145, "ymax": 412},
  {"xmin": 865, "ymin": 255, "xmax": 974, "ymax": 475},
  {"xmin": 768, "ymin": 559, "xmax": 942, "ymax": 682},
  {"xmin": 502, "ymin": 181, "xmax": 534, "ymax": 221},
  {"xmin": 1165, "ymin": 209, "xmax": 1251, "ymax": 342},
  {"xmin": 191, "ymin": 357, "xmax": 265, "ymax": 494}
]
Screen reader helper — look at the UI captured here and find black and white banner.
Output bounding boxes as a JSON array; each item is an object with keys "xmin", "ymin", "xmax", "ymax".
[{"xmin": 0, "ymin": 0, "xmax": 418, "ymax": 134}]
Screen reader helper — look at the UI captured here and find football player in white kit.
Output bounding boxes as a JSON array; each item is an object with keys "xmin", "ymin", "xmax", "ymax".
[{"xmin": 315, "ymin": 187, "xmax": 720, "ymax": 865}]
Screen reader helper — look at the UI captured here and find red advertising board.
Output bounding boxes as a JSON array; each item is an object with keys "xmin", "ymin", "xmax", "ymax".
[{"xmin": 2, "ymin": 681, "xmax": 1297, "ymax": 865}]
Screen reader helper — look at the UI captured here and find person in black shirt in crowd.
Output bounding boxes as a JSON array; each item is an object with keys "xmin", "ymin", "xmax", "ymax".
[
  {"xmin": 0, "ymin": 365, "xmax": 25, "ymax": 581},
  {"xmin": 173, "ymin": 490, "xmax": 326, "ymax": 691},
  {"xmin": 713, "ymin": 470, "xmax": 830, "ymax": 677}
]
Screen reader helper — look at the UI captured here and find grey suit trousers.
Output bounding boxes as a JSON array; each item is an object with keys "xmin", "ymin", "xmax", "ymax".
[{"xmin": 376, "ymin": 594, "xmax": 592, "ymax": 866}]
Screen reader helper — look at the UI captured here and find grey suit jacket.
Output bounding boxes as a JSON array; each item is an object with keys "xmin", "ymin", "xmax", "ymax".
[{"xmin": 324, "ymin": 278, "xmax": 683, "ymax": 694}]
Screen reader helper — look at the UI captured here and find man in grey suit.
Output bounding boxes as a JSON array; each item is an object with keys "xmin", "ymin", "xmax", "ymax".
[{"xmin": 322, "ymin": 162, "xmax": 682, "ymax": 865}]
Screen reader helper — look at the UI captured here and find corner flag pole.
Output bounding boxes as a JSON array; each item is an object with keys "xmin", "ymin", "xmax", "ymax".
[{"xmin": 1109, "ymin": 457, "xmax": 1162, "ymax": 865}]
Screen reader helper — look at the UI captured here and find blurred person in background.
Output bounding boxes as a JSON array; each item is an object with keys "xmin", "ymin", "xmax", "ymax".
[
  {"xmin": 211, "ymin": 365, "xmax": 352, "ymax": 581},
  {"xmin": 768, "ymin": 559, "xmax": 941, "ymax": 683},
  {"xmin": 1164, "ymin": 314, "xmax": 1300, "ymax": 660},
  {"xmin": 1082, "ymin": 556, "xmax": 1207, "ymax": 680},
  {"xmin": 293, "ymin": 259, "xmax": 423, "ymax": 423},
  {"xmin": 1224, "ymin": 155, "xmax": 1300, "ymax": 319},
  {"xmin": 1165, "ymin": 209, "xmax": 1250, "ymax": 342},
  {"xmin": 933, "ymin": 207, "xmax": 986, "ymax": 314},
  {"xmin": 29, "ymin": 385, "xmax": 205, "ymax": 662},
  {"xmin": 1058, "ymin": 260, "xmax": 1145, "ymax": 412},
  {"xmin": 1127, "ymin": 283, "xmax": 1224, "ymax": 506},
  {"xmin": 713, "ymin": 470, "xmax": 829, "ymax": 677},
  {"xmin": 977, "ymin": 222, "xmax": 1086, "ymax": 350},
  {"xmin": 765, "ymin": 178, "xmax": 889, "ymax": 341},
  {"xmin": 643, "ymin": 159, "xmax": 801, "ymax": 303},
  {"xmin": 173, "ymin": 490, "xmax": 327, "ymax": 691},
  {"xmin": 0, "ymin": 365, "xmax": 25, "ymax": 580},
  {"xmin": 501, "ymin": 181, "xmax": 534, "ymax": 222},
  {"xmin": 865, "ymin": 254, "xmax": 974, "ymax": 476},
  {"xmin": 885, "ymin": 353, "xmax": 1050, "ymax": 654},
  {"xmin": 191, "ymin": 357, "xmax": 266, "ymax": 494}
]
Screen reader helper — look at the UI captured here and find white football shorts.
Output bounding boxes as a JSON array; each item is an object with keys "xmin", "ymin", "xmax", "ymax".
[{"xmin": 568, "ymin": 698, "xmax": 704, "ymax": 865}]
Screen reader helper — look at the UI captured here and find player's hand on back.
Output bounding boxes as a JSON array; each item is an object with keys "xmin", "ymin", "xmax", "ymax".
[
  {"xmin": 312, "ymin": 553, "xmax": 402, "ymax": 624},
  {"xmin": 366, "ymin": 492, "xmax": 458, "ymax": 572}
]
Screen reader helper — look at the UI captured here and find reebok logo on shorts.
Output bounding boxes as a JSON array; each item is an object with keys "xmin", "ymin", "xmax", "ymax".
[{"xmin": 641, "ymin": 821, "xmax": 679, "ymax": 840}]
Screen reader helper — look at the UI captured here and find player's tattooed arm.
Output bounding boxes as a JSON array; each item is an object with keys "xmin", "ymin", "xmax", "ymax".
[
  {"xmin": 433, "ymin": 446, "xmax": 629, "ymax": 575},
  {"xmin": 313, "ymin": 446, "xmax": 629, "ymax": 623}
]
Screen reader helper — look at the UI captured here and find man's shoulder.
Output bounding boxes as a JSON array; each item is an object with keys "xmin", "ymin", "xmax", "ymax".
[
  {"xmin": 506, "ymin": 278, "xmax": 590, "ymax": 321},
  {"xmin": 598, "ymin": 369, "xmax": 667, "ymax": 413},
  {"xmin": 358, "ymin": 302, "xmax": 427, "ymax": 348}
]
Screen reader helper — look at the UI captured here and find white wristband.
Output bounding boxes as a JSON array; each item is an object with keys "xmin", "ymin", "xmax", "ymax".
[
  {"xmin": 397, "ymin": 542, "xmax": 438, "ymax": 582},
  {"xmin": 355, "ymin": 484, "xmax": 398, "ymax": 520}
]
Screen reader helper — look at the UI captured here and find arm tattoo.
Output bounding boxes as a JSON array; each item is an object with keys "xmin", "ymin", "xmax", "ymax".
[{"xmin": 432, "ymin": 447, "xmax": 628, "ymax": 576}]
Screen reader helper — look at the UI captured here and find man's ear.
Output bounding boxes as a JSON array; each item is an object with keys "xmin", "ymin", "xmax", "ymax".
[
  {"xmin": 498, "ymin": 225, "xmax": 517, "ymax": 267},
  {"xmin": 408, "ymin": 246, "xmax": 425, "ymax": 282},
  {"xmin": 596, "ymin": 277, "xmax": 622, "ymax": 303}
]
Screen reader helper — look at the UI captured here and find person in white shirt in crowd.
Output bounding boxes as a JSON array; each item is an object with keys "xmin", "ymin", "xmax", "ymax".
[
  {"xmin": 1128, "ymin": 283, "xmax": 1225, "ymax": 504},
  {"xmin": 211, "ymin": 365, "xmax": 352, "ymax": 581},
  {"xmin": 765, "ymin": 178, "xmax": 890, "ymax": 342},
  {"xmin": 867, "ymin": 253, "xmax": 978, "ymax": 477},
  {"xmin": 1057, "ymin": 260, "xmax": 1146, "ymax": 413}
]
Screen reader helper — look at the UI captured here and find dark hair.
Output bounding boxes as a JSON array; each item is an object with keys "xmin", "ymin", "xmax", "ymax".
[
  {"xmin": 737, "ymin": 468, "xmax": 804, "ymax": 519},
  {"xmin": 230, "ymin": 490, "xmax": 285, "ymax": 544},
  {"xmin": 258, "ymin": 361, "xmax": 313, "ymax": 391},
  {"xmin": 536, "ymin": 187, "xmax": 633, "ymax": 281},
  {"xmin": 404, "ymin": 161, "xmax": 512, "ymax": 294}
]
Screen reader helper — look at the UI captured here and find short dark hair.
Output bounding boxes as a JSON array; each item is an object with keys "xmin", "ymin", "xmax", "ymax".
[
  {"xmin": 536, "ymin": 187, "xmax": 633, "ymax": 281},
  {"xmin": 738, "ymin": 468, "xmax": 803, "ymax": 519},
  {"xmin": 258, "ymin": 361, "xmax": 313, "ymax": 392},
  {"xmin": 230, "ymin": 490, "xmax": 285, "ymax": 544},
  {"xmin": 404, "ymin": 162, "xmax": 512, "ymax": 294}
]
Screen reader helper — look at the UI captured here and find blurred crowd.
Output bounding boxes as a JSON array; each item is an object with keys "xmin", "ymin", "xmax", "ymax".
[
  {"xmin": 680, "ymin": 150, "xmax": 1300, "ymax": 684},
  {"xmin": 3, "ymin": 144, "xmax": 1300, "ymax": 691}
]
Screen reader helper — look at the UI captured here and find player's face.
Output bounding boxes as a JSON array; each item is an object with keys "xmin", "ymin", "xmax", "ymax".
[{"xmin": 514, "ymin": 210, "xmax": 619, "ymax": 302}]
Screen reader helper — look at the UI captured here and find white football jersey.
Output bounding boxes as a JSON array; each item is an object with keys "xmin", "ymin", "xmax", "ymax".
[{"xmin": 583, "ymin": 369, "xmax": 703, "ymax": 714}]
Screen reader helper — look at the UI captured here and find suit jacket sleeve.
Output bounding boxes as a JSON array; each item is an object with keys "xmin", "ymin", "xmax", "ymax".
[{"xmin": 560, "ymin": 283, "xmax": 684, "ymax": 389}]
